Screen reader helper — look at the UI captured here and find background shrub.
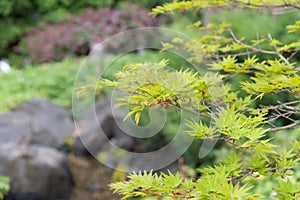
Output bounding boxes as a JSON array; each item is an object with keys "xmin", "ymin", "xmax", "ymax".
[
  {"xmin": 0, "ymin": 175, "xmax": 10, "ymax": 200},
  {"xmin": 0, "ymin": 0, "xmax": 171, "ymax": 67},
  {"xmin": 13, "ymin": 4, "xmax": 166, "ymax": 64},
  {"xmin": 0, "ymin": 50, "xmax": 188, "ymax": 112},
  {"xmin": 0, "ymin": 58, "xmax": 79, "ymax": 111}
]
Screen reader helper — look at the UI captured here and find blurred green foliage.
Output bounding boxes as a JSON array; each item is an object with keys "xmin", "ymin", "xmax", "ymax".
[
  {"xmin": 0, "ymin": 0, "xmax": 111, "ymax": 17},
  {"xmin": 1, "ymin": 1, "xmax": 299, "ymax": 177},
  {"xmin": 208, "ymin": 9, "xmax": 300, "ymax": 61},
  {"xmin": 0, "ymin": 176, "xmax": 10, "ymax": 200},
  {"xmin": 108, "ymin": 1, "xmax": 300, "ymax": 197},
  {"xmin": 0, "ymin": 57, "xmax": 79, "ymax": 111},
  {"xmin": 209, "ymin": 10, "xmax": 297, "ymax": 40},
  {"xmin": 212, "ymin": 128, "xmax": 300, "ymax": 197},
  {"xmin": 0, "ymin": 0, "xmax": 171, "ymax": 66},
  {"xmin": 0, "ymin": 50, "xmax": 190, "ymax": 112},
  {"xmin": 102, "ymin": 50, "xmax": 193, "ymax": 80},
  {"xmin": 209, "ymin": 9, "xmax": 300, "ymax": 119},
  {"xmin": 0, "ymin": 0, "xmax": 171, "ymax": 18}
]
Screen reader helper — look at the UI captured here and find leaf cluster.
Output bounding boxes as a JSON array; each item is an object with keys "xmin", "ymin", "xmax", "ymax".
[
  {"xmin": 0, "ymin": 176, "xmax": 10, "ymax": 200},
  {"xmin": 98, "ymin": 59, "xmax": 214, "ymax": 124},
  {"xmin": 111, "ymin": 146, "xmax": 300, "ymax": 199},
  {"xmin": 162, "ymin": 18, "xmax": 300, "ymax": 99},
  {"xmin": 151, "ymin": 0, "xmax": 300, "ymax": 16},
  {"xmin": 90, "ymin": 1, "xmax": 300, "ymax": 199},
  {"xmin": 110, "ymin": 167, "xmax": 261, "ymax": 200}
]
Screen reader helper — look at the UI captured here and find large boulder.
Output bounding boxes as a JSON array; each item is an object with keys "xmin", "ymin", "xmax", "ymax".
[
  {"xmin": 73, "ymin": 98, "xmax": 135, "ymax": 156},
  {"xmin": 0, "ymin": 142, "xmax": 73, "ymax": 200},
  {"xmin": 0, "ymin": 98, "xmax": 74, "ymax": 149}
]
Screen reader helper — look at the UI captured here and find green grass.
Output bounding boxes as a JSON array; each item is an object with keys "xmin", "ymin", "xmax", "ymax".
[
  {"xmin": 0, "ymin": 58, "xmax": 80, "ymax": 111},
  {"xmin": 0, "ymin": 50, "xmax": 193, "ymax": 112}
]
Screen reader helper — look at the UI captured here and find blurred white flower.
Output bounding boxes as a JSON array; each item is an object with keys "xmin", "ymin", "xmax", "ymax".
[{"xmin": 0, "ymin": 59, "xmax": 11, "ymax": 73}]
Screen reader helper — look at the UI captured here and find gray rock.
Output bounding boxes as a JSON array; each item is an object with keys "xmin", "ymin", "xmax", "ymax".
[
  {"xmin": 73, "ymin": 98, "xmax": 135, "ymax": 156},
  {"xmin": 97, "ymin": 143, "xmax": 179, "ymax": 173},
  {"xmin": 0, "ymin": 98, "xmax": 74, "ymax": 149},
  {"xmin": 0, "ymin": 143, "xmax": 73, "ymax": 200},
  {"xmin": 17, "ymin": 98, "xmax": 75, "ymax": 148},
  {"xmin": 0, "ymin": 123, "xmax": 32, "ymax": 145}
]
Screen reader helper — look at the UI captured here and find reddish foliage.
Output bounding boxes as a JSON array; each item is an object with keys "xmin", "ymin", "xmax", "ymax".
[{"xmin": 16, "ymin": 5, "xmax": 166, "ymax": 63}]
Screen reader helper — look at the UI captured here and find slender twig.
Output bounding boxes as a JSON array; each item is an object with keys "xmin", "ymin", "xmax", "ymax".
[
  {"xmin": 267, "ymin": 34, "xmax": 290, "ymax": 65},
  {"xmin": 236, "ymin": 1, "xmax": 300, "ymax": 10},
  {"xmin": 268, "ymin": 111, "xmax": 292, "ymax": 123},
  {"xmin": 260, "ymin": 100, "xmax": 300, "ymax": 110},
  {"xmin": 275, "ymin": 108, "xmax": 296, "ymax": 122},
  {"xmin": 269, "ymin": 121, "xmax": 300, "ymax": 131},
  {"xmin": 228, "ymin": 29, "xmax": 278, "ymax": 55},
  {"xmin": 218, "ymin": 51, "xmax": 256, "ymax": 58},
  {"xmin": 288, "ymin": 49, "xmax": 300, "ymax": 61},
  {"xmin": 260, "ymin": 100, "xmax": 300, "ymax": 130}
]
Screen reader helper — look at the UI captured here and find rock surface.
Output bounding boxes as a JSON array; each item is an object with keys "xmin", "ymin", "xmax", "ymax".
[
  {"xmin": 0, "ymin": 98, "xmax": 75, "ymax": 199},
  {"xmin": 0, "ymin": 143, "xmax": 73, "ymax": 200},
  {"xmin": 0, "ymin": 98, "xmax": 74, "ymax": 149},
  {"xmin": 73, "ymin": 98, "xmax": 179, "ymax": 173},
  {"xmin": 73, "ymin": 98, "xmax": 134, "ymax": 156}
]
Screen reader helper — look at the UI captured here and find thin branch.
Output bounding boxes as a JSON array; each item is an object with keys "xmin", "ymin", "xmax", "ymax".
[
  {"xmin": 229, "ymin": 30, "xmax": 291, "ymax": 65},
  {"xmin": 267, "ymin": 34, "xmax": 290, "ymax": 65},
  {"xmin": 275, "ymin": 108, "xmax": 295, "ymax": 122},
  {"xmin": 228, "ymin": 29, "xmax": 278, "ymax": 55},
  {"xmin": 236, "ymin": 0, "xmax": 300, "ymax": 10},
  {"xmin": 269, "ymin": 121, "xmax": 300, "ymax": 131},
  {"xmin": 260, "ymin": 100, "xmax": 300, "ymax": 130},
  {"xmin": 218, "ymin": 51, "xmax": 255, "ymax": 58},
  {"xmin": 287, "ymin": 48, "xmax": 300, "ymax": 61},
  {"xmin": 260, "ymin": 100, "xmax": 300, "ymax": 110}
]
